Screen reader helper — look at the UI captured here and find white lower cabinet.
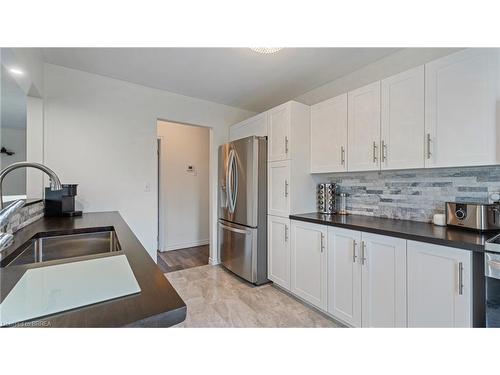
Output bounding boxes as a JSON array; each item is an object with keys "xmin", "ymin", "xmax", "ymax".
[
  {"xmin": 290, "ymin": 220, "xmax": 327, "ymax": 310},
  {"xmin": 407, "ymin": 241, "xmax": 472, "ymax": 327},
  {"xmin": 327, "ymin": 227, "xmax": 362, "ymax": 327},
  {"xmin": 327, "ymin": 228, "xmax": 406, "ymax": 327},
  {"xmin": 267, "ymin": 215, "xmax": 291, "ymax": 290},
  {"xmin": 277, "ymin": 221, "xmax": 474, "ymax": 328},
  {"xmin": 361, "ymin": 233, "xmax": 407, "ymax": 327}
]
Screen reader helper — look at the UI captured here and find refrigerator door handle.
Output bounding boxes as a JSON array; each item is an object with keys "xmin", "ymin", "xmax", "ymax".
[
  {"xmin": 219, "ymin": 222, "xmax": 249, "ymax": 235},
  {"xmin": 227, "ymin": 149, "xmax": 237, "ymax": 213}
]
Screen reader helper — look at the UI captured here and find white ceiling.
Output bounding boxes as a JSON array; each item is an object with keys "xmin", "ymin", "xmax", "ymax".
[{"xmin": 42, "ymin": 48, "xmax": 400, "ymax": 112}]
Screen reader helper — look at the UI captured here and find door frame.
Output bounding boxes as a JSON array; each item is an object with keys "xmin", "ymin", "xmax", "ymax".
[{"xmin": 156, "ymin": 119, "xmax": 213, "ymax": 262}]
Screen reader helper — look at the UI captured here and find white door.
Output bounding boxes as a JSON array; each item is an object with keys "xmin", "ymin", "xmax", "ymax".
[
  {"xmin": 381, "ymin": 65, "xmax": 425, "ymax": 170},
  {"xmin": 327, "ymin": 227, "xmax": 362, "ymax": 327},
  {"xmin": 290, "ymin": 220, "xmax": 327, "ymax": 310},
  {"xmin": 267, "ymin": 215, "xmax": 291, "ymax": 290},
  {"xmin": 268, "ymin": 160, "xmax": 290, "ymax": 217},
  {"xmin": 425, "ymin": 48, "xmax": 500, "ymax": 168},
  {"xmin": 268, "ymin": 103, "xmax": 291, "ymax": 162},
  {"xmin": 361, "ymin": 233, "xmax": 407, "ymax": 327},
  {"xmin": 348, "ymin": 81, "xmax": 381, "ymax": 171},
  {"xmin": 407, "ymin": 241, "xmax": 472, "ymax": 327},
  {"xmin": 310, "ymin": 93, "xmax": 348, "ymax": 173},
  {"xmin": 229, "ymin": 113, "xmax": 267, "ymax": 141}
]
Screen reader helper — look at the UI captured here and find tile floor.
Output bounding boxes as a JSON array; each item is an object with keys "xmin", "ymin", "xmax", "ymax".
[{"xmin": 165, "ymin": 265, "xmax": 341, "ymax": 328}]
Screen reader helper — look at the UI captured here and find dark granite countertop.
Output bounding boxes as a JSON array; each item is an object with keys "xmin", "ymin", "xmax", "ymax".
[
  {"xmin": 0, "ymin": 212, "xmax": 186, "ymax": 327},
  {"xmin": 289, "ymin": 212, "xmax": 498, "ymax": 252}
]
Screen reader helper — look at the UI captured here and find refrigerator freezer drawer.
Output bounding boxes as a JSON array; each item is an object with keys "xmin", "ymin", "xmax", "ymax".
[{"xmin": 218, "ymin": 220, "xmax": 257, "ymax": 283}]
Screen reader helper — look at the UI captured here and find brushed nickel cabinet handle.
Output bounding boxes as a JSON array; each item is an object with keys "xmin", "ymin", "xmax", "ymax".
[
  {"xmin": 381, "ymin": 140, "xmax": 387, "ymax": 162},
  {"xmin": 372, "ymin": 141, "xmax": 378, "ymax": 163},
  {"xmin": 285, "ymin": 136, "xmax": 289, "ymax": 154},
  {"xmin": 284, "ymin": 180, "xmax": 289, "ymax": 197},
  {"xmin": 426, "ymin": 133, "xmax": 432, "ymax": 159},
  {"xmin": 284, "ymin": 225, "xmax": 289, "ymax": 242},
  {"xmin": 361, "ymin": 241, "xmax": 366, "ymax": 265},
  {"xmin": 352, "ymin": 240, "xmax": 357, "ymax": 263},
  {"xmin": 320, "ymin": 233, "xmax": 325, "ymax": 253},
  {"xmin": 341, "ymin": 146, "xmax": 346, "ymax": 166},
  {"xmin": 458, "ymin": 262, "xmax": 464, "ymax": 295}
]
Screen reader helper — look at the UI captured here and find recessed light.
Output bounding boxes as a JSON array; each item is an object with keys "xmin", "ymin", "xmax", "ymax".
[
  {"xmin": 250, "ymin": 48, "xmax": 283, "ymax": 54},
  {"xmin": 9, "ymin": 68, "xmax": 24, "ymax": 76}
]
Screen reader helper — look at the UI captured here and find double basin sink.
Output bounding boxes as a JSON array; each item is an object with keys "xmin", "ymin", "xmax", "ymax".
[{"xmin": 1, "ymin": 229, "xmax": 121, "ymax": 268}]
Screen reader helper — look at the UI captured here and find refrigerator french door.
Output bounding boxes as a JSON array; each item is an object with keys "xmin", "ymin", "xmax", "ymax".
[{"xmin": 218, "ymin": 136, "xmax": 268, "ymax": 285}]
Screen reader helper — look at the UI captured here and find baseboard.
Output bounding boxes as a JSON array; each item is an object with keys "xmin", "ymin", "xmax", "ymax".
[
  {"xmin": 160, "ymin": 239, "xmax": 209, "ymax": 252},
  {"xmin": 208, "ymin": 256, "xmax": 220, "ymax": 265}
]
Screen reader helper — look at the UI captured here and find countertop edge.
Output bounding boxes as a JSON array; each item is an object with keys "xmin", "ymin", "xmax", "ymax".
[{"xmin": 289, "ymin": 214, "xmax": 487, "ymax": 252}]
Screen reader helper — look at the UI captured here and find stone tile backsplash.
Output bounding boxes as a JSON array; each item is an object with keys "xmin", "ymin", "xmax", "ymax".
[
  {"xmin": 315, "ymin": 165, "xmax": 500, "ymax": 223},
  {"xmin": 6, "ymin": 201, "xmax": 44, "ymax": 233}
]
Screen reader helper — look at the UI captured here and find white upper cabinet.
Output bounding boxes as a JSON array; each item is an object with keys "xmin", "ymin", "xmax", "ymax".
[
  {"xmin": 407, "ymin": 241, "xmax": 472, "ymax": 327},
  {"xmin": 348, "ymin": 81, "xmax": 381, "ymax": 172},
  {"xmin": 381, "ymin": 65, "xmax": 425, "ymax": 170},
  {"xmin": 229, "ymin": 112, "xmax": 267, "ymax": 141},
  {"xmin": 268, "ymin": 103, "xmax": 291, "ymax": 161},
  {"xmin": 425, "ymin": 48, "xmax": 500, "ymax": 168},
  {"xmin": 310, "ymin": 93, "xmax": 348, "ymax": 173},
  {"xmin": 268, "ymin": 160, "xmax": 290, "ymax": 217},
  {"xmin": 267, "ymin": 216, "xmax": 291, "ymax": 290},
  {"xmin": 291, "ymin": 220, "xmax": 327, "ymax": 310},
  {"xmin": 361, "ymin": 233, "xmax": 407, "ymax": 328}
]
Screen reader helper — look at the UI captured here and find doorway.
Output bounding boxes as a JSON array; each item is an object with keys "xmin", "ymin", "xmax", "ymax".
[{"xmin": 156, "ymin": 120, "xmax": 211, "ymax": 273}]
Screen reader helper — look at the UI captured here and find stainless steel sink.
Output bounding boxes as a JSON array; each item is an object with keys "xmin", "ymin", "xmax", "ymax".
[{"xmin": 4, "ymin": 230, "xmax": 121, "ymax": 267}]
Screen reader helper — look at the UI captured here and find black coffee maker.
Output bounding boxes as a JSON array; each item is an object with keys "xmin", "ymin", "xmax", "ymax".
[{"xmin": 44, "ymin": 184, "xmax": 83, "ymax": 217}]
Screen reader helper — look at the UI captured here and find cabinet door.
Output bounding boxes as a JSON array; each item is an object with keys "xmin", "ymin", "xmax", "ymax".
[
  {"xmin": 327, "ymin": 227, "xmax": 362, "ymax": 327},
  {"xmin": 267, "ymin": 215, "xmax": 291, "ymax": 290},
  {"xmin": 310, "ymin": 94, "xmax": 348, "ymax": 173},
  {"xmin": 361, "ymin": 233, "xmax": 407, "ymax": 327},
  {"xmin": 291, "ymin": 221, "xmax": 327, "ymax": 309},
  {"xmin": 229, "ymin": 113, "xmax": 267, "ymax": 141},
  {"xmin": 268, "ymin": 104, "xmax": 291, "ymax": 162},
  {"xmin": 425, "ymin": 48, "xmax": 500, "ymax": 168},
  {"xmin": 407, "ymin": 241, "xmax": 472, "ymax": 327},
  {"xmin": 348, "ymin": 81, "xmax": 381, "ymax": 171},
  {"xmin": 268, "ymin": 160, "xmax": 290, "ymax": 217},
  {"xmin": 381, "ymin": 66, "xmax": 425, "ymax": 170}
]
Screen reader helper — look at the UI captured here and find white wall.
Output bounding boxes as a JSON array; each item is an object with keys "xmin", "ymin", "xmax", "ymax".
[
  {"xmin": 0, "ymin": 127, "xmax": 26, "ymax": 195},
  {"xmin": 157, "ymin": 120, "xmax": 209, "ymax": 251},
  {"xmin": 295, "ymin": 48, "xmax": 463, "ymax": 105},
  {"xmin": 43, "ymin": 63, "xmax": 255, "ymax": 261}
]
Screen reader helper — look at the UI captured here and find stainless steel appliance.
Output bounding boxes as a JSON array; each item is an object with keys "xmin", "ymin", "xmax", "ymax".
[
  {"xmin": 446, "ymin": 202, "xmax": 500, "ymax": 231},
  {"xmin": 483, "ymin": 245, "xmax": 500, "ymax": 327},
  {"xmin": 218, "ymin": 136, "xmax": 268, "ymax": 285},
  {"xmin": 317, "ymin": 183, "xmax": 336, "ymax": 214}
]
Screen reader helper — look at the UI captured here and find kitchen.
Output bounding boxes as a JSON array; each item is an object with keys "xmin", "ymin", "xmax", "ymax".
[{"xmin": 1, "ymin": 2, "xmax": 499, "ymax": 372}]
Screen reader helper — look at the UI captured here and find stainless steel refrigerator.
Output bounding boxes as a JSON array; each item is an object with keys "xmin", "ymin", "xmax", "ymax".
[{"xmin": 218, "ymin": 136, "xmax": 268, "ymax": 285}]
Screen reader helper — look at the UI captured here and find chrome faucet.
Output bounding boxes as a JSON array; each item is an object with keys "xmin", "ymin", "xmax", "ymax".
[{"xmin": 0, "ymin": 162, "xmax": 63, "ymax": 252}]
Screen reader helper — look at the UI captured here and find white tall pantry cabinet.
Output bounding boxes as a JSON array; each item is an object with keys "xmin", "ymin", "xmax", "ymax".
[{"xmin": 267, "ymin": 101, "xmax": 316, "ymax": 291}]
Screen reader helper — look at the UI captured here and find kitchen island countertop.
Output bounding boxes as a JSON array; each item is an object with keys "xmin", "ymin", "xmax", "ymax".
[{"xmin": 0, "ymin": 211, "xmax": 186, "ymax": 327}]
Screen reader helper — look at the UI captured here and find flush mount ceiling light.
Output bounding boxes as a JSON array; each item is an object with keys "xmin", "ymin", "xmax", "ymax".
[
  {"xmin": 250, "ymin": 47, "xmax": 283, "ymax": 54},
  {"xmin": 8, "ymin": 68, "xmax": 24, "ymax": 76}
]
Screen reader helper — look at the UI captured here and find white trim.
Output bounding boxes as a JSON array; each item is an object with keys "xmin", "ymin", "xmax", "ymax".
[
  {"xmin": 160, "ymin": 239, "xmax": 209, "ymax": 252},
  {"xmin": 208, "ymin": 256, "xmax": 220, "ymax": 265}
]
